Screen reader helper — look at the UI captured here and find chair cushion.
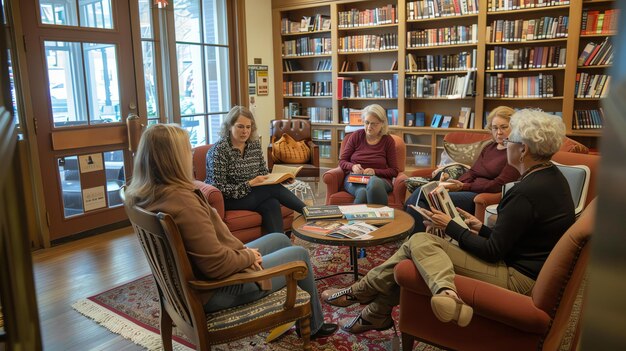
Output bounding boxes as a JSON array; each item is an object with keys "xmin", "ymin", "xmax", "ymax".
[
  {"xmin": 206, "ymin": 286, "xmax": 310, "ymax": 331},
  {"xmin": 272, "ymin": 134, "xmax": 310, "ymax": 164},
  {"xmin": 444, "ymin": 139, "xmax": 493, "ymax": 166}
]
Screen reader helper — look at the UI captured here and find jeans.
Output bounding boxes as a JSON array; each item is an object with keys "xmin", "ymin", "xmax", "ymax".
[
  {"xmin": 225, "ymin": 184, "xmax": 305, "ymax": 234},
  {"xmin": 203, "ymin": 233, "xmax": 324, "ymax": 334},
  {"xmin": 343, "ymin": 175, "xmax": 392, "ymax": 206},
  {"xmin": 404, "ymin": 187, "xmax": 478, "ymax": 233}
]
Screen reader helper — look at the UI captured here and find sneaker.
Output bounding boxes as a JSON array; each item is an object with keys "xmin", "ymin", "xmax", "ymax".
[
  {"xmin": 430, "ymin": 292, "xmax": 473, "ymax": 327},
  {"xmin": 321, "ymin": 287, "xmax": 358, "ymax": 307},
  {"xmin": 341, "ymin": 315, "xmax": 393, "ymax": 334}
]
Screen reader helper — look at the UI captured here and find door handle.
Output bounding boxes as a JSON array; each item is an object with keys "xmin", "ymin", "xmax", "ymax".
[{"xmin": 126, "ymin": 112, "xmax": 143, "ymax": 154}]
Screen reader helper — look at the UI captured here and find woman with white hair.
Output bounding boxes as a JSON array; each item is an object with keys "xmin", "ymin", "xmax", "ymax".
[
  {"xmin": 321, "ymin": 109, "xmax": 575, "ymax": 333},
  {"xmin": 339, "ymin": 104, "xmax": 399, "ymax": 205}
]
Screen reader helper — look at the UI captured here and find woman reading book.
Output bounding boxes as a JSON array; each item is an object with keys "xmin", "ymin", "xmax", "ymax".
[
  {"xmin": 321, "ymin": 109, "xmax": 575, "ymax": 333},
  {"xmin": 339, "ymin": 104, "xmax": 399, "ymax": 205},
  {"xmin": 405, "ymin": 106, "xmax": 520, "ymax": 232},
  {"xmin": 125, "ymin": 124, "xmax": 337, "ymax": 340},
  {"xmin": 205, "ymin": 106, "xmax": 305, "ymax": 234}
]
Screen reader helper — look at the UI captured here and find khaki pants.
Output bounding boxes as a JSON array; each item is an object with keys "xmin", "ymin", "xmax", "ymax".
[{"xmin": 352, "ymin": 233, "xmax": 535, "ymax": 325}]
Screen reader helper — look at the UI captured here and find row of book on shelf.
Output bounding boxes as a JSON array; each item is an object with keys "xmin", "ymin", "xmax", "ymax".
[
  {"xmin": 405, "ymin": 71, "xmax": 476, "ymax": 99},
  {"xmin": 577, "ymin": 37, "xmax": 614, "ymax": 67},
  {"xmin": 406, "ymin": 0, "xmax": 479, "ymax": 20},
  {"xmin": 486, "ymin": 16, "xmax": 569, "ymax": 43},
  {"xmin": 573, "ymin": 108, "xmax": 604, "ymax": 130},
  {"xmin": 581, "ymin": 8, "xmax": 620, "ymax": 35},
  {"xmin": 407, "ymin": 25, "xmax": 478, "ymax": 47},
  {"xmin": 574, "ymin": 73, "xmax": 610, "ymax": 99},
  {"xmin": 281, "ymin": 14, "xmax": 331, "ymax": 34},
  {"xmin": 485, "ymin": 73, "xmax": 554, "ymax": 98},
  {"xmin": 282, "ymin": 37, "xmax": 332, "ymax": 57},
  {"xmin": 338, "ymin": 4, "xmax": 397, "ymax": 28},
  {"xmin": 487, "ymin": 0, "xmax": 570, "ymax": 12},
  {"xmin": 283, "ymin": 59, "xmax": 332, "ymax": 72},
  {"xmin": 487, "ymin": 45, "xmax": 566, "ymax": 70},
  {"xmin": 338, "ymin": 33, "xmax": 398, "ymax": 52},
  {"xmin": 406, "ymin": 51, "xmax": 476, "ymax": 73},
  {"xmin": 282, "ymin": 81, "xmax": 332, "ymax": 97}
]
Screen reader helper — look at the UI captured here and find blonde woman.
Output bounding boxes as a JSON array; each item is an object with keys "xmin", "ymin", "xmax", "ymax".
[
  {"xmin": 125, "ymin": 124, "xmax": 337, "ymax": 340},
  {"xmin": 339, "ymin": 104, "xmax": 399, "ymax": 205}
]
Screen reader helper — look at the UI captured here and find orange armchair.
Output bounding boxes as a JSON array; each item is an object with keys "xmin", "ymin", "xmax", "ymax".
[
  {"xmin": 323, "ymin": 133, "xmax": 407, "ymax": 209},
  {"xmin": 267, "ymin": 119, "xmax": 320, "ymax": 179},
  {"xmin": 191, "ymin": 145, "xmax": 294, "ymax": 243},
  {"xmin": 394, "ymin": 199, "xmax": 596, "ymax": 351}
]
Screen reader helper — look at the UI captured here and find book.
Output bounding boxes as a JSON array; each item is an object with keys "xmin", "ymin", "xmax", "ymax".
[
  {"xmin": 326, "ymin": 221, "xmax": 378, "ymax": 239},
  {"xmin": 253, "ymin": 165, "xmax": 303, "ymax": 187},
  {"xmin": 303, "ymin": 205, "xmax": 343, "ymax": 220},
  {"xmin": 457, "ymin": 107, "xmax": 472, "ymax": 128},
  {"xmin": 420, "ymin": 181, "xmax": 468, "ymax": 230},
  {"xmin": 431, "ymin": 113, "xmax": 443, "ymax": 128},
  {"xmin": 347, "ymin": 174, "xmax": 371, "ymax": 184},
  {"xmin": 440, "ymin": 115, "xmax": 453, "ymax": 128},
  {"xmin": 299, "ymin": 220, "xmax": 343, "ymax": 234},
  {"xmin": 338, "ymin": 204, "xmax": 395, "ymax": 220},
  {"xmin": 405, "ymin": 112, "xmax": 415, "ymax": 127},
  {"xmin": 414, "ymin": 112, "xmax": 426, "ymax": 127}
]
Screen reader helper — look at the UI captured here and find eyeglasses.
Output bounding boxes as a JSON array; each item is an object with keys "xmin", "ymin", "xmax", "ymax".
[
  {"xmin": 491, "ymin": 125, "xmax": 510, "ymax": 132},
  {"xmin": 503, "ymin": 138, "xmax": 522, "ymax": 147},
  {"xmin": 364, "ymin": 120, "xmax": 381, "ymax": 127}
]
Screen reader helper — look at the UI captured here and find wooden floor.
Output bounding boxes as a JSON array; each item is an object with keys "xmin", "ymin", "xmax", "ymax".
[{"xmin": 32, "ymin": 227, "xmax": 151, "ymax": 351}]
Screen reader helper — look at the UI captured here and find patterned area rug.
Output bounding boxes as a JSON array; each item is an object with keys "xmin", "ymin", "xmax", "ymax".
[{"xmin": 73, "ymin": 238, "xmax": 583, "ymax": 351}]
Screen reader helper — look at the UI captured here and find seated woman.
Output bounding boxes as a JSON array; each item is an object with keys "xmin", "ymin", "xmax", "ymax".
[
  {"xmin": 321, "ymin": 109, "xmax": 575, "ymax": 333},
  {"xmin": 124, "ymin": 124, "xmax": 337, "ymax": 339},
  {"xmin": 405, "ymin": 106, "xmax": 520, "ymax": 232},
  {"xmin": 205, "ymin": 106, "xmax": 305, "ymax": 234},
  {"xmin": 339, "ymin": 104, "xmax": 399, "ymax": 205}
]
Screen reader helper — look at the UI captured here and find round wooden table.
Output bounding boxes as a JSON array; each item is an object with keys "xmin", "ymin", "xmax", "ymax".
[{"xmin": 292, "ymin": 207, "xmax": 415, "ymax": 281}]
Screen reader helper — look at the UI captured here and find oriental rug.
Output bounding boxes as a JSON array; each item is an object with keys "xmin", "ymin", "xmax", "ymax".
[{"xmin": 73, "ymin": 238, "xmax": 582, "ymax": 351}]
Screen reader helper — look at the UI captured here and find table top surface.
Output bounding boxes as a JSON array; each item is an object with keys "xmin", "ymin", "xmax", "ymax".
[{"xmin": 292, "ymin": 206, "xmax": 415, "ymax": 247}]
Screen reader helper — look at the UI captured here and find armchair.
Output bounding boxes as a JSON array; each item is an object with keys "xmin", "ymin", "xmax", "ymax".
[
  {"xmin": 192, "ymin": 145, "xmax": 294, "ymax": 243},
  {"xmin": 124, "ymin": 202, "xmax": 312, "ymax": 351},
  {"xmin": 394, "ymin": 199, "xmax": 596, "ymax": 351},
  {"xmin": 267, "ymin": 119, "xmax": 320, "ymax": 179},
  {"xmin": 323, "ymin": 133, "xmax": 407, "ymax": 209}
]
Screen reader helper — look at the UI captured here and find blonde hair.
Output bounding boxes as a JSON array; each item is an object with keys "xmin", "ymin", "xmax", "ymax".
[
  {"xmin": 361, "ymin": 104, "xmax": 389, "ymax": 135},
  {"xmin": 219, "ymin": 105, "xmax": 259, "ymax": 140},
  {"xmin": 509, "ymin": 109, "xmax": 565, "ymax": 160},
  {"xmin": 124, "ymin": 124, "xmax": 195, "ymax": 207},
  {"xmin": 485, "ymin": 106, "xmax": 515, "ymax": 129}
]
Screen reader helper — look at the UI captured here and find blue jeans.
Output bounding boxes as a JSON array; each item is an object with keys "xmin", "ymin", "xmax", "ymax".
[
  {"xmin": 343, "ymin": 175, "xmax": 392, "ymax": 205},
  {"xmin": 225, "ymin": 184, "xmax": 305, "ymax": 234},
  {"xmin": 404, "ymin": 187, "xmax": 478, "ymax": 233},
  {"xmin": 203, "ymin": 233, "xmax": 324, "ymax": 334}
]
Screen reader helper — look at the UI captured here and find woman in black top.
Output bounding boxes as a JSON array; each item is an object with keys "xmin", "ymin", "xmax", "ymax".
[{"xmin": 319, "ymin": 109, "xmax": 575, "ymax": 333}]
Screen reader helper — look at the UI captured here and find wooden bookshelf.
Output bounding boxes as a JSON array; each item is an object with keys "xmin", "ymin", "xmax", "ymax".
[{"xmin": 272, "ymin": 0, "xmax": 618, "ymax": 167}]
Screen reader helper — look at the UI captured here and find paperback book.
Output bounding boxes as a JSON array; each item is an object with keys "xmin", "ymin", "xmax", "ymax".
[
  {"xmin": 347, "ymin": 174, "xmax": 371, "ymax": 184},
  {"xmin": 303, "ymin": 205, "xmax": 343, "ymax": 220}
]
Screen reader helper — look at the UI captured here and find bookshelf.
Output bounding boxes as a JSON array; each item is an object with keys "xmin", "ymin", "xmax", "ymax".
[{"xmin": 272, "ymin": 0, "xmax": 618, "ymax": 168}]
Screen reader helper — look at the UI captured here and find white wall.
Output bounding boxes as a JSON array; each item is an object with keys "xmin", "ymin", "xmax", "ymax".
[{"xmin": 245, "ymin": 0, "xmax": 275, "ymax": 157}]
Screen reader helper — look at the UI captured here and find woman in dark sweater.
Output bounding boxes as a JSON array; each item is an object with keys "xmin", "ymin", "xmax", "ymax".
[
  {"xmin": 405, "ymin": 106, "xmax": 520, "ymax": 232},
  {"xmin": 321, "ymin": 109, "xmax": 575, "ymax": 333},
  {"xmin": 339, "ymin": 104, "xmax": 399, "ymax": 205}
]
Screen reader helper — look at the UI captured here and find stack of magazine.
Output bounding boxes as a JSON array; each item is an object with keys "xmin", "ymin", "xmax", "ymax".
[{"xmin": 338, "ymin": 204, "xmax": 394, "ymax": 220}]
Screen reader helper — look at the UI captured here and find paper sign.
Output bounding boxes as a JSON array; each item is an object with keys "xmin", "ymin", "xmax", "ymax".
[
  {"xmin": 79, "ymin": 153, "xmax": 103, "ymax": 173},
  {"xmin": 256, "ymin": 70, "xmax": 269, "ymax": 96},
  {"xmin": 83, "ymin": 186, "xmax": 107, "ymax": 211},
  {"xmin": 248, "ymin": 64, "xmax": 268, "ymax": 96}
]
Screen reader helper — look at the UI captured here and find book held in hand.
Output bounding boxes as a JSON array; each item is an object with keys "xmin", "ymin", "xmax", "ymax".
[
  {"xmin": 303, "ymin": 205, "xmax": 343, "ymax": 220},
  {"xmin": 347, "ymin": 174, "xmax": 371, "ymax": 184},
  {"xmin": 252, "ymin": 165, "xmax": 303, "ymax": 187}
]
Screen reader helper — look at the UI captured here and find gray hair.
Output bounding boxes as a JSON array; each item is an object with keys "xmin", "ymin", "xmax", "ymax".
[
  {"xmin": 361, "ymin": 104, "xmax": 389, "ymax": 135},
  {"xmin": 219, "ymin": 105, "xmax": 259, "ymax": 140},
  {"xmin": 509, "ymin": 109, "xmax": 565, "ymax": 160}
]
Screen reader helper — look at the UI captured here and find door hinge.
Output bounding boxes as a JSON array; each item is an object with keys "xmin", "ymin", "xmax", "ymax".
[{"xmin": 33, "ymin": 117, "xmax": 38, "ymax": 135}]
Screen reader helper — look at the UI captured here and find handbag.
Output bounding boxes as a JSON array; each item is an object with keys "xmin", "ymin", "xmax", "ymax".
[{"xmin": 272, "ymin": 134, "xmax": 310, "ymax": 164}]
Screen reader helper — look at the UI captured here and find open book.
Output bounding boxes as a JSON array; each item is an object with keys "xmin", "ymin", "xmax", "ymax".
[
  {"xmin": 326, "ymin": 221, "xmax": 377, "ymax": 240},
  {"xmin": 252, "ymin": 165, "xmax": 303, "ymax": 187},
  {"xmin": 420, "ymin": 181, "xmax": 468, "ymax": 230}
]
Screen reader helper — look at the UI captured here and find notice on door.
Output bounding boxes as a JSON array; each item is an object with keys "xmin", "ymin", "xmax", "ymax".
[
  {"xmin": 79, "ymin": 153, "xmax": 104, "ymax": 173},
  {"xmin": 83, "ymin": 186, "xmax": 107, "ymax": 212}
]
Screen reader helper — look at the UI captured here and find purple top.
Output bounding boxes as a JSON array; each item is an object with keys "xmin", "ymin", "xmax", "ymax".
[
  {"xmin": 339, "ymin": 129, "xmax": 399, "ymax": 184},
  {"xmin": 459, "ymin": 142, "xmax": 520, "ymax": 193}
]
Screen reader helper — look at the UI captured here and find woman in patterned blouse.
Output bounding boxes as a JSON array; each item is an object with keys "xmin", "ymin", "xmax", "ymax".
[{"xmin": 205, "ymin": 106, "xmax": 306, "ymax": 234}]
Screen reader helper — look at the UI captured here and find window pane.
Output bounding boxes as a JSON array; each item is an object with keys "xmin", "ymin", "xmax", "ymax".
[
  {"xmin": 142, "ymin": 41, "xmax": 159, "ymax": 119},
  {"xmin": 103, "ymin": 150, "xmax": 124, "ymax": 208},
  {"xmin": 208, "ymin": 113, "xmax": 224, "ymax": 144},
  {"xmin": 84, "ymin": 43, "xmax": 121, "ymax": 124},
  {"xmin": 138, "ymin": 0, "xmax": 153, "ymax": 39},
  {"xmin": 181, "ymin": 116, "xmax": 206, "ymax": 148},
  {"xmin": 79, "ymin": 0, "xmax": 113, "ymax": 29},
  {"xmin": 8, "ymin": 51, "xmax": 19, "ymax": 125},
  {"xmin": 177, "ymin": 43, "xmax": 205, "ymax": 114},
  {"xmin": 203, "ymin": 0, "xmax": 228, "ymax": 45},
  {"xmin": 205, "ymin": 46, "xmax": 230, "ymax": 113},
  {"xmin": 45, "ymin": 41, "xmax": 88, "ymax": 127},
  {"xmin": 40, "ymin": 0, "xmax": 78, "ymax": 26},
  {"xmin": 174, "ymin": 0, "xmax": 201, "ymax": 43},
  {"xmin": 58, "ymin": 156, "xmax": 84, "ymax": 217}
]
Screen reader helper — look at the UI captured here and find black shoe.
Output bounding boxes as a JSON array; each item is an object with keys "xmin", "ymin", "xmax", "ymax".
[{"xmin": 296, "ymin": 322, "xmax": 338, "ymax": 340}]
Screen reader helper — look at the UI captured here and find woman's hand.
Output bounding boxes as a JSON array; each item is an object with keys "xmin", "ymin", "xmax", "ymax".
[
  {"xmin": 248, "ymin": 248, "xmax": 263, "ymax": 270},
  {"xmin": 456, "ymin": 207, "xmax": 483, "ymax": 233},
  {"xmin": 423, "ymin": 208, "xmax": 452, "ymax": 229},
  {"xmin": 442, "ymin": 179, "xmax": 464, "ymax": 192},
  {"xmin": 248, "ymin": 175, "xmax": 269, "ymax": 186},
  {"xmin": 363, "ymin": 168, "xmax": 375, "ymax": 175},
  {"xmin": 352, "ymin": 164, "xmax": 364, "ymax": 173}
]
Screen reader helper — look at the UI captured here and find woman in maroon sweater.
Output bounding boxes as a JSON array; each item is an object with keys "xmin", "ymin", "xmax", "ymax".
[
  {"xmin": 339, "ymin": 104, "xmax": 399, "ymax": 205},
  {"xmin": 405, "ymin": 106, "xmax": 520, "ymax": 232}
]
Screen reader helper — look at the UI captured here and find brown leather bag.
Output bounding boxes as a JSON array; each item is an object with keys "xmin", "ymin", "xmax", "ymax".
[{"xmin": 272, "ymin": 134, "xmax": 310, "ymax": 164}]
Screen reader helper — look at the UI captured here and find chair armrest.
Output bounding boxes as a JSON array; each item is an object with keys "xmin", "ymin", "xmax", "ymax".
[
  {"xmin": 193, "ymin": 180, "xmax": 225, "ymax": 219},
  {"xmin": 306, "ymin": 141, "xmax": 320, "ymax": 167},
  {"xmin": 392, "ymin": 173, "xmax": 408, "ymax": 206},
  {"xmin": 394, "ymin": 259, "xmax": 551, "ymax": 334},
  {"xmin": 267, "ymin": 145, "xmax": 275, "ymax": 170},
  {"xmin": 411, "ymin": 168, "xmax": 436, "ymax": 178},
  {"xmin": 323, "ymin": 167, "xmax": 345, "ymax": 199},
  {"xmin": 473, "ymin": 192, "xmax": 501, "ymax": 222},
  {"xmin": 188, "ymin": 260, "xmax": 308, "ymax": 290}
]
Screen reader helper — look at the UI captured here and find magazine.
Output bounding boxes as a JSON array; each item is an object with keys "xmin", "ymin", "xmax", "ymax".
[
  {"xmin": 326, "ymin": 221, "xmax": 377, "ymax": 240},
  {"xmin": 419, "ymin": 181, "xmax": 468, "ymax": 230},
  {"xmin": 299, "ymin": 220, "xmax": 343, "ymax": 234},
  {"xmin": 338, "ymin": 204, "xmax": 394, "ymax": 220}
]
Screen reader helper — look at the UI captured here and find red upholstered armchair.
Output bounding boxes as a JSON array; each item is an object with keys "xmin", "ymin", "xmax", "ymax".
[
  {"xmin": 191, "ymin": 145, "xmax": 294, "ymax": 243},
  {"xmin": 323, "ymin": 133, "xmax": 408, "ymax": 209},
  {"xmin": 394, "ymin": 199, "xmax": 596, "ymax": 351}
]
